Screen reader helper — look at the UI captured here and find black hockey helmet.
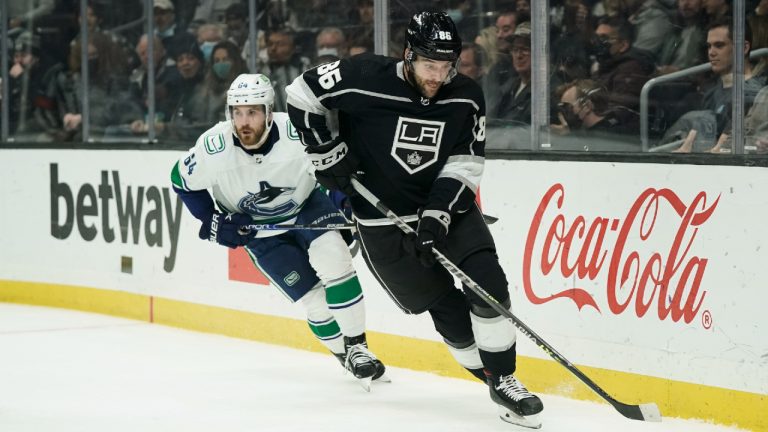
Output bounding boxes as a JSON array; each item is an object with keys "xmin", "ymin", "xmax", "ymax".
[{"xmin": 405, "ymin": 11, "xmax": 462, "ymax": 63}]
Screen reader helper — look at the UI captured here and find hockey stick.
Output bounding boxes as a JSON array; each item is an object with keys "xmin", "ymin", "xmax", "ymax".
[
  {"xmin": 350, "ymin": 178, "xmax": 661, "ymax": 423},
  {"xmin": 240, "ymin": 216, "xmax": 496, "ymax": 231},
  {"xmin": 241, "ymin": 223, "xmax": 354, "ymax": 231}
]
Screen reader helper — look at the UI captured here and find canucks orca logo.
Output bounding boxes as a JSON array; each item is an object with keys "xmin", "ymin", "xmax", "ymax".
[{"xmin": 239, "ymin": 181, "xmax": 298, "ymax": 216}]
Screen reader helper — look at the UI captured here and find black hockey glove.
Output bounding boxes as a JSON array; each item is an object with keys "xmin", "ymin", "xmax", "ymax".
[
  {"xmin": 404, "ymin": 209, "xmax": 451, "ymax": 267},
  {"xmin": 307, "ymin": 139, "xmax": 360, "ymax": 196},
  {"xmin": 199, "ymin": 211, "xmax": 255, "ymax": 249}
]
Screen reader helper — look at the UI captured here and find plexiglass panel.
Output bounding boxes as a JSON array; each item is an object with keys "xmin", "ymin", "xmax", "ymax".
[{"xmin": 1, "ymin": 0, "xmax": 766, "ymax": 155}]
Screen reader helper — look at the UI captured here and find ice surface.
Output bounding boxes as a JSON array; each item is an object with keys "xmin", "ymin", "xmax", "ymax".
[{"xmin": 0, "ymin": 303, "xmax": 747, "ymax": 432}]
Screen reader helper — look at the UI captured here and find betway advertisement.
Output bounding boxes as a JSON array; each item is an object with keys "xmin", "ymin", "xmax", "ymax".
[{"xmin": 0, "ymin": 149, "xmax": 765, "ymax": 398}]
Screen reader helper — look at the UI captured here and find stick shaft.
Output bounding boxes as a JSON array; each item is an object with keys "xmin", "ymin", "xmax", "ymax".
[{"xmin": 242, "ymin": 223, "xmax": 354, "ymax": 231}]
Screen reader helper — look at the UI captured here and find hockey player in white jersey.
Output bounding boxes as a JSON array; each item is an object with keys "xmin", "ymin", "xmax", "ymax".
[{"xmin": 170, "ymin": 73, "xmax": 386, "ymax": 389}]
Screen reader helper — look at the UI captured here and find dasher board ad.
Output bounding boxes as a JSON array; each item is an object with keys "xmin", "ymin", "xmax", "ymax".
[
  {"xmin": 481, "ymin": 159, "xmax": 766, "ymax": 396},
  {"xmin": 0, "ymin": 149, "xmax": 765, "ymax": 399}
]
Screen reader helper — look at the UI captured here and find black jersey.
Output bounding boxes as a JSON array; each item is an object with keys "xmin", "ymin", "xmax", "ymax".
[{"xmin": 286, "ymin": 53, "xmax": 486, "ymax": 223}]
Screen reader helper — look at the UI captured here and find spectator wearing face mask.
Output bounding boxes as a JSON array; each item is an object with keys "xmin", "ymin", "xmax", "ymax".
[
  {"xmin": 154, "ymin": 0, "xmax": 198, "ymax": 65},
  {"xmin": 314, "ymin": 27, "xmax": 347, "ymax": 63},
  {"xmin": 203, "ymin": 40, "xmax": 249, "ymax": 119},
  {"xmin": 590, "ymin": 16, "xmax": 655, "ymax": 122},
  {"xmin": 196, "ymin": 23, "xmax": 225, "ymax": 64},
  {"xmin": 551, "ymin": 79, "xmax": 640, "ymax": 144}
]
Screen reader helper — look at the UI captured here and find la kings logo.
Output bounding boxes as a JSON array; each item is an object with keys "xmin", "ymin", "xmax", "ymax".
[{"xmin": 391, "ymin": 117, "xmax": 445, "ymax": 174}]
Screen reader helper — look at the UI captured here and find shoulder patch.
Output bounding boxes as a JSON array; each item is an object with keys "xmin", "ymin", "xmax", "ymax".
[
  {"xmin": 204, "ymin": 134, "xmax": 226, "ymax": 154},
  {"xmin": 286, "ymin": 120, "xmax": 300, "ymax": 140}
]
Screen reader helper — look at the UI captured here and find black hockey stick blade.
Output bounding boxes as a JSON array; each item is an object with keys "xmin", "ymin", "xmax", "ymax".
[
  {"xmin": 350, "ymin": 178, "xmax": 662, "ymax": 423},
  {"xmin": 613, "ymin": 400, "xmax": 662, "ymax": 422},
  {"xmin": 482, "ymin": 214, "xmax": 499, "ymax": 225}
]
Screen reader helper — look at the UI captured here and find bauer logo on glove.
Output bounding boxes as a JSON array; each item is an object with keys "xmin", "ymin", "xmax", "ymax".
[{"xmin": 200, "ymin": 211, "xmax": 255, "ymax": 249}]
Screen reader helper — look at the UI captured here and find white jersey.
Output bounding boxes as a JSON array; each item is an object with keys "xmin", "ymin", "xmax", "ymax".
[{"xmin": 173, "ymin": 112, "xmax": 317, "ymax": 237}]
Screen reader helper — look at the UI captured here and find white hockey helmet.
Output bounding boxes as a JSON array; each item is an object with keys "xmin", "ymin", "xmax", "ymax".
[{"xmin": 226, "ymin": 73, "xmax": 275, "ymax": 146}]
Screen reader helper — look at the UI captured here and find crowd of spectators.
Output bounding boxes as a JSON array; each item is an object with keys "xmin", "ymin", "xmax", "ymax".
[{"xmin": 4, "ymin": 0, "xmax": 768, "ymax": 153}]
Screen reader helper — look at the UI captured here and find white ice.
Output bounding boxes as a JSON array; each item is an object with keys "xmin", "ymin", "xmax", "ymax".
[{"xmin": 0, "ymin": 303, "xmax": 746, "ymax": 432}]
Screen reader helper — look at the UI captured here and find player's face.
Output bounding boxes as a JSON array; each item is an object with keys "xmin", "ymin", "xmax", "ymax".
[
  {"xmin": 232, "ymin": 105, "xmax": 267, "ymax": 149},
  {"xmin": 410, "ymin": 55, "xmax": 453, "ymax": 98}
]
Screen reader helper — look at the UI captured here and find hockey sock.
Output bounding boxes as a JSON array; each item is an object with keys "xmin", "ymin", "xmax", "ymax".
[
  {"xmin": 299, "ymin": 287, "xmax": 345, "ymax": 354},
  {"xmin": 445, "ymin": 339, "xmax": 485, "ymax": 382},
  {"xmin": 470, "ymin": 301, "xmax": 517, "ymax": 376},
  {"xmin": 325, "ymin": 274, "xmax": 366, "ymax": 337},
  {"xmin": 308, "ymin": 232, "xmax": 367, "ymax": 337}
]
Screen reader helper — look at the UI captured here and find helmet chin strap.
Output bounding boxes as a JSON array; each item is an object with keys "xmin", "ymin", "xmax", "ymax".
[{"xmin": 403, "ymin": 57, "xmax": 418, "ymax": 89}]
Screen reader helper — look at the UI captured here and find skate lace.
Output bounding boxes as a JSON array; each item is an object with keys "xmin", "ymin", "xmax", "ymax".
[
  {"xmin": 495, "ymin": 375, "xmax": 534, "ymax": 401},
  {"xmin": 345, "ymin": 343, "xmax": 377, "ymax": 370}
]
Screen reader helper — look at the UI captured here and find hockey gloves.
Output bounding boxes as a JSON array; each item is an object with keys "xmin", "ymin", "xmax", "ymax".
[
  {"xmin": 307, "ymin": 139, "xmax": 359, "ymax": 196},
  {"xmin": 404, "ymin": 209, "xmax": 451, "ymax": 267},
  {"xmin": 199, "ymin": 211, "xmax": 255, "ymax": 249}
]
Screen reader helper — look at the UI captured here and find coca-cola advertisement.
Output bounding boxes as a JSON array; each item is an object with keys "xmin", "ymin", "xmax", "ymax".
[
  {"xmin": 523, "ymin": 183, "xmax": 716, "ymax": 325},
  {"xmin": 482, "ymin": 160, "xmax": 765, "ymax": 398}
]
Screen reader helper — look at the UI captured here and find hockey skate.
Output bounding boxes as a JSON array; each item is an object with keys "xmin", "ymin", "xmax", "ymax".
[
  {"xmin": 334, "ymin": 335, "xmax": 389, "ymax": 392},
  {"xmin": 487, "ymin": 373, "xmax": 543, "ymax": 429}
]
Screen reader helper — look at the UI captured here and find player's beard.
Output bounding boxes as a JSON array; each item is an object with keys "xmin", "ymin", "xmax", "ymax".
[
  {"xmin": 237, "ymin": 121, "xmax": 267, "ymax": 149},
  {"xmin": 413, "ymin": 72, "xmax": 443, "ymax": 99}
]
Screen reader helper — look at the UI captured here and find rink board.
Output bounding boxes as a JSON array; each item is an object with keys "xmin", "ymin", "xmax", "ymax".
[{"xmin": 0, "ymin": 149, "xmax": 765, "ymax": 431}]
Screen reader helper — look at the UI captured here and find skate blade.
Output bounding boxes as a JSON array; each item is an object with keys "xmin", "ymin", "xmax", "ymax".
[
  {"xmin": 357, "ymin": 376, "xmax": 373, "ymax": 392},
  {"xmin": 374, "ymin": 372, "xmax": 391, "ymax": 383},
  {"xmin": 498, "ymin": 406, "xmax": 542, "ymax": 429}
]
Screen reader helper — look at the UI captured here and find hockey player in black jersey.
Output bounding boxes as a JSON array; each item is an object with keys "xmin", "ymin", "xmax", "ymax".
[{"xmin": 286, "ymin": 11, "xmax": 543, "ymax": 428}]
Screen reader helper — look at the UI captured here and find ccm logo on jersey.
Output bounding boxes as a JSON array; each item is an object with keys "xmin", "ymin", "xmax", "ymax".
[{"xmin": 391, "ymin": 117, "xmax": 444, "ymax": 174}]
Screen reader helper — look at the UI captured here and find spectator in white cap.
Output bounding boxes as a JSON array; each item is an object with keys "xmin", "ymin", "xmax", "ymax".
[
  {"xmin": 154, "ymin": 0, "xmax": 196, "ymax": 64},
  {"xmin": 154, "ymin": 0, "xmax": 177, "ymax": 40}
]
